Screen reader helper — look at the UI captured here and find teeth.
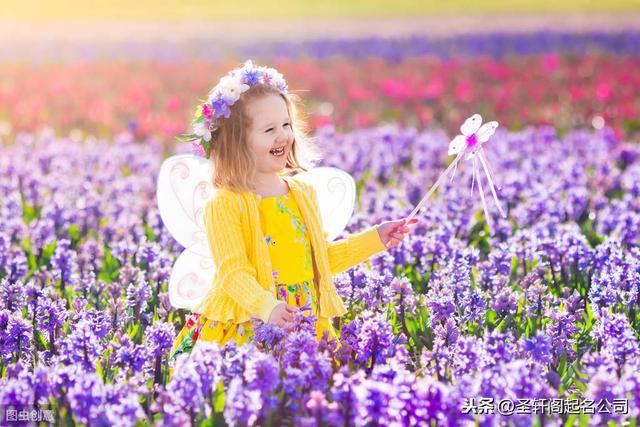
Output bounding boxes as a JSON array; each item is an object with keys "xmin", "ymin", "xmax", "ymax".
[{"xmin": 270, "ymin": 147, "xmax": 285, "ymax": 155}]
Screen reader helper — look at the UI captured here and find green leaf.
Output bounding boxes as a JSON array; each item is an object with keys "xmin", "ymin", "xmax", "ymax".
[
  {"xmin": 564, "ymin": 414, "xmax": 578, "ymax": 427},
  {"xmin": 584, "ymin": 302, "xmax": 594, "ymax": 324},
  {"xmin": 524, "ymin": 317, "xmax": 536, "ymax": 338},
  {"xmin": 95, "ymin": 359, "xmax": 104, "ymax": 379},
  {"xmin": 145, "ymin": 223, "xmax": 157, "ymax": 242},
  {"xmin": 556, "ymin": 353, "xmax": 567, "ymax": 376},
  {"xmin": 175, "ymin": 133, "xmax": 197, "ymax": 143},
  {"xmin": 486, "ymin": 309, "xmax": 497, "ymax": 326},
  {"xmin": 128, "ymin": 323, "xmax": 142, "ymax": 343},
  {"xmin": 203, "ymin": 139, "xmax": 212, "ymax": 158},
  {"xmin": 41, "ymin": 241, "xmax": 57, "ymax": 265},
  {"xmin": 213, "ymin": 380, "xmax": 225, "ymax": 412},
  {"xmin": 578, "ymin": 413, "xmax": 590, "ymax": 427},
  {"xmin": 27, "ymin": 251, "xmax": 37, "ymax": 271},
  {"xmin": 559, "ymin": 360, "xmax": 577, "ymax": 395},
  {"xmin": 68, "ymin": 224, "xmax": 80, "ymax": 243},
  {"xmin": 22, "ymin": 201, "xmax": 42, "ymax": 223},
  {"xmin": 573, "ymin": 365, "xmax": 589, "ymax": 380},
  {"xmin": 97, "ymin": 271, "xmax": 112, "ymax": 282},
  {"xmin": 509, "ymin": 256, "xmax": 519, "ymax": 281},
  {"xmin": 495, "ymin": 314, "xmax": 512, "ymax": 331},
  {"xmin": 34, "ymin": 329, "xmax": 47, "ymax": 350}
]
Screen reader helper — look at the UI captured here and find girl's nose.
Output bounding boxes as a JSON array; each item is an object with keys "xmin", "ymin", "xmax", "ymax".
[{"xmin": 275, "ymin": 128, "xmax": 289, "ymax": 143}]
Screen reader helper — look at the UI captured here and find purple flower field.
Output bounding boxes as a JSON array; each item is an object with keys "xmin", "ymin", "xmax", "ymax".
[
  {"xmin": 1, "ymin": 29, "xmax": 640, "ymax": 426},
  {"xmin": 1, "ymin": 120, "xmax": 639, "ymax": 425}
]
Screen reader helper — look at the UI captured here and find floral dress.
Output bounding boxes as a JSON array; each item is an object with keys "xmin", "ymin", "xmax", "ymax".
[{"xmin": 169, "ymin": 190, "xmax": 338, "ymax": 360}]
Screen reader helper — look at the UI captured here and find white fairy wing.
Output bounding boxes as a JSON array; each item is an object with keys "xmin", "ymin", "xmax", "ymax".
[
  {"xmin": 156, "ymin": 154, "xmax": 216, "ymax": 257},
  {"xmin": 460, "ymin": 113, "xmax": 482, "ymax": 136},
  {"xmin": 294, "ymin": 167, "xmax": 356, "ymax": 241},
  {"xmin": 448, "ymin": 134, "xmax": 466, "ymax": 156},
  {"xmin": 476, "ymin": 121, "xmax": 499, "ymax": 143},
  {"xmin": 168, "ymin": 249, "xmax": 215, "ymax": 310},
  {"xmin": 157, "ymin": 154, "xmax": 218, "ymax": 310}
]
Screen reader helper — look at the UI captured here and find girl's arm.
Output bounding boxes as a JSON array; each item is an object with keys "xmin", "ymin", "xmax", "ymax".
[
  {"xmin": 199, "ymin": 193, "xmax": 281, "ymax": 323},
  {"xmin": 326, "ymin": 227, "xmax": 387, "ymax": 275}
]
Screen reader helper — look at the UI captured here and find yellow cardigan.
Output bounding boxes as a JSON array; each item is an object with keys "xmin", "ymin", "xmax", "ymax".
[{"xmin": 192, "ymin": 174, "xmax": 387, "ymax": 324}]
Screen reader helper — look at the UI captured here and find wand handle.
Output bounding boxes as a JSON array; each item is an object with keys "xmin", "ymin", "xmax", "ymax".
[{"xmin": 406, "ymin": 151, "xmax": 463, "ymax": 221}]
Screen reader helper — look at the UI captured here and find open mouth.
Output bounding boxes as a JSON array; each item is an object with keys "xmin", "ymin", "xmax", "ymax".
[{"xmin": 269, "ymin": 146, "xmax": 286, "ymax": 156}]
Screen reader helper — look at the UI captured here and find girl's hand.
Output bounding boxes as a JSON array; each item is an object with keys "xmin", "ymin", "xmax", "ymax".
[
  {"xmin": 268, "ymin": 302, "xmax": 300, "ymax": 327},
  {"xmin": 376, "ymin": 218, "xmax": 419, "ymax": 249}
]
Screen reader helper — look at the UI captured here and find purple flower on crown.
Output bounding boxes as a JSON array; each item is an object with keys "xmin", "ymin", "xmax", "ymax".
[
  {"xmin": 211, "ymin": 96, "xmax": 232, "ymax": 119},
  {"xmin": 241, "ymin": 68, "xmax": 262, "ymax": 85}
]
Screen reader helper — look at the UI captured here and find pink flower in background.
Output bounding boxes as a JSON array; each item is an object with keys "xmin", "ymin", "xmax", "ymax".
[
  {"xmin": 347, "ymin": 85, "xmax": 374, "ymax": 101},
  {"xmin": 417, "ymin": 106, "xmax": 433, "ymax": 125},
  {"xmin": 596, "ymin": 83, "xmax": 612, "ymax": 102},
  {"xmin": 569, "ymin": 85, "xmax": 585, "ymax": 102},
  {"xmin": 309, "ymin": 115, "xmax": 333, "ymax": 128},
  {"xmin": 422, "ymin": 77, "xmax": 444, "ymax": 99},
  {"xmin": 382, "ymin": 79, "xmax": 410, "ymax": 101},
  {"xmin": 1, "ymin": 55, "xmax": 639, "ymax": 142},
  {"xmin": 454, "ymin": 80, "xmax": 474, "ymax": 103},
  {"xmin": 165, "ymin": 96, "xmax": 183, "ymax": 113},
  {"xmin": 542, "ymin": 53, "xmax": 560, "ymax": 73},
  {"xmin": 354, "ymin": 111, "xmax": 375, "ymax": 128}
]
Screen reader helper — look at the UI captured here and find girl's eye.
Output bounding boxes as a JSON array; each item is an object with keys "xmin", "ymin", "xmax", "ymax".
[{"xmin": 265, "ymin": 124, "xmax": 290, "ymax": 133}]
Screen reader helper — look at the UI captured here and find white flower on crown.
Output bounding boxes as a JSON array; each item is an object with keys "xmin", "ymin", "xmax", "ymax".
[
  {"xmin": 216, "ymin": 74, "xmax": 250, "ymax": 103},
  {"xmin": 193, "ymin": 121, "xmax": 212, "ymax": 142},
  {"xmin": 243, "ymin": 59, "xmax": 256, "ymax": 72},
  {"xmin": 268, "ymin": 68, "xmax": 284, "ymax": 82},
  {"xmin": 264, "ymin": 67, "xmax": 287, "ymax": 91}
]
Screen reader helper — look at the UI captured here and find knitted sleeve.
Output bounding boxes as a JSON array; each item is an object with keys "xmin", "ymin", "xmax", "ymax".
[
  {"xmin": 200, "ymin": 193, "xmax": 282, "ymax": 323},
  {"xmin": 308, "ymin": 185, "xmax": 387, "ymax": 275}
]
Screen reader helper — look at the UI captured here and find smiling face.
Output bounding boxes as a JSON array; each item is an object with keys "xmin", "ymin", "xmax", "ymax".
[{"xmin": 245, "ymin": 93, "xmax": 295, "ymax": 177}]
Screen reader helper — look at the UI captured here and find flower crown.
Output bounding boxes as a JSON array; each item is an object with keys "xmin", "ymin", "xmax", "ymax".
[{"xmin": 176, "ymin": 60, "xmax": 288, "ymax": 158}]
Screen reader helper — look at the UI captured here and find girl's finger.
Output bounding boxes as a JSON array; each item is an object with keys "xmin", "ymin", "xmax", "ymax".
[{"xmin": 392, "ymin": 220, "xmax": 405, "ymax": 229}]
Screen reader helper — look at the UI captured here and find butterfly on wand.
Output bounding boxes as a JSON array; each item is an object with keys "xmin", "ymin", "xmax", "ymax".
[{"xmin": 407, "ymin": 113, "xmax": 507, "ymax": 231}]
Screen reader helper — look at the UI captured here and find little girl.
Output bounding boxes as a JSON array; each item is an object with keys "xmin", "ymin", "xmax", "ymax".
[{"xmin": 170, "ymin": 60, "xmax": 417, "ymax": 360}]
